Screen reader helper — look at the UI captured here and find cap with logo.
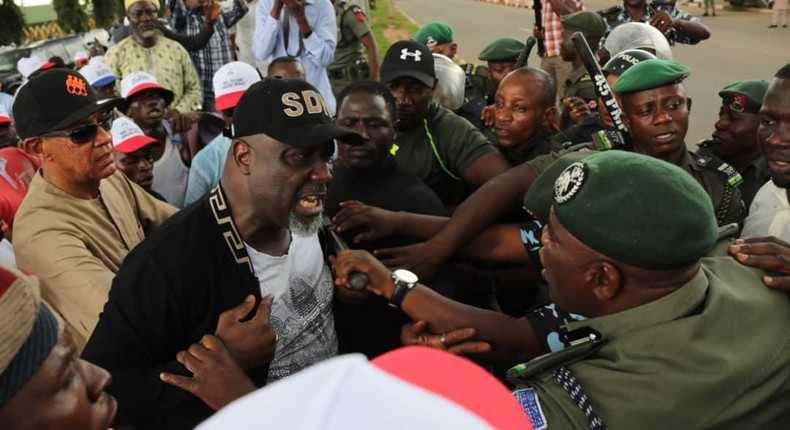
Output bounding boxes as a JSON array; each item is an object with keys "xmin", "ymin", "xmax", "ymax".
[
  {"xmin": 553, "ymin": 151, "xmax": 718, "ymax": 270},
  {"xmin": 74, "ymin": 50, "xmax": 90, "ymax": 65},
  {"xmin": 196, "ymin": 347, "xmax": 533, "ymax": 430},
  {"xmin": 80, "ymin": 62, "xmax": 119, "ymax": 88},
  {"xmin": 560, "ymin": 11, "xmax": 608, "ymax": 38},
  {"xmin": 413, "ymin": 21, "xmax": 454, "ymax": 49},
  {"xmin": 120, "ymin": 71, "xmax": 175, "ymax": 111},
  {"xmin": 602, "ymin": 49, "xmax": 657, "ymax": 77},
  {"xmin": 111, "ymin": 116, "xmax": 162, "ymax": 153},
  {"xmin": 213, "ymin": 61, "xmax": 262, "ymax": 112},
  {"xmin": 718, "ymin": 80, "xmax": 769, "ymax": 115},
  {"xmin": 232, "ymin": 77, "xmax": 363, "ymax": 147},
  {"xmin": 478, "ymin": 38, "xmax": 525, "ymax": 63},
  {"xmin": 0, "ymin": 105, "xmax": 11, "ymax": 125},
  {"xmin": 612, "ymin": 59, "xmax": 691, "ymax": 94},
  {"xmin": 12, "ymin": 69, "xmax": 121, "ymax": 139},
  {"xmin": 0, "ymin": 265, "xmax": 64, "ymax": 407},
  {"xmin": 380, "ymin": 40, "xmax": 436, "ymax": 88},
  {"xmin": 16, "ymin": 56, "xmax": 56, "ymax": 79}
]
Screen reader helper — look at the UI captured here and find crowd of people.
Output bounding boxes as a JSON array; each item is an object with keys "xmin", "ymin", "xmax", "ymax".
[{"xmin": 0, "ymin": 0, "xmax": 788, "ymax": 428}]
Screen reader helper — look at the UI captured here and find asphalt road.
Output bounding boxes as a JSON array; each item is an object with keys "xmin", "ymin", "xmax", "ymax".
[{"xmin": 394, "ymin": 0, "xmax": 787, "ymax": 144}]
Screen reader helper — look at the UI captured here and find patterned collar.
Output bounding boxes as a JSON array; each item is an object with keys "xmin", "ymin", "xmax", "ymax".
[{"xmin": 207, "ymin": 183, "xmax": 253, "ymax": 274}]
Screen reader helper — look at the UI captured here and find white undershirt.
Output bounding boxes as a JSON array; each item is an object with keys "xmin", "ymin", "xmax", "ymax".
[{"xmin": 244, "ymin": 233, "xmax": 338, "ymax": 382}]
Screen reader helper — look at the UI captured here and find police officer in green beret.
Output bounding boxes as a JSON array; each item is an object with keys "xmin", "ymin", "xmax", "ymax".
[
  {"xmin": 332, "ymin": 150, "xmax": 790, "ymax": 429},
  {"xmin": 477, "ymin": 38, "xmax": 526, "ymax": 132},
  {"xmin": 558, "ymin": 11, "xmax": 608, "ymax": 130},
  {"xmin": 327, "ymin": 0, "xmax": 380, "ymax": 97},
  {"xmin": 697, "ymin": 80, "xmax": 771, "ymax": 208},
  {"xmin": 613, "ymin": 59, "xmax": 745, "ymax": 227}
]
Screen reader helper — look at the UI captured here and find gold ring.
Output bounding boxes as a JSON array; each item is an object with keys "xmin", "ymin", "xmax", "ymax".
[{"xmin": 440, "ymin": 333, "xmax": 447, "ymax": 346}]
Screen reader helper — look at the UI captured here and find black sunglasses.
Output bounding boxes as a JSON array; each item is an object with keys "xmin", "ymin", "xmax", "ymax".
[{"xmin": 41, "ymin": 113, "xmax": 113, "ymax": 145}]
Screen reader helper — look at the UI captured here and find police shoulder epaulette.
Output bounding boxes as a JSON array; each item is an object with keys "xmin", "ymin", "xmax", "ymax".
[
  {"xmin": 696, "ymin": 138, "xmax": 713, "ymax": 149},
  {"xmin": 506, "ymin": 327, "xmax": 605, "ymax": 384},
  {"xmin": 696, "ymin": 154, "xmax": 744, "ymax": 187},
  {"xmin": 463, "ymin": 63, "xmax": 475, "ymax": 76}
]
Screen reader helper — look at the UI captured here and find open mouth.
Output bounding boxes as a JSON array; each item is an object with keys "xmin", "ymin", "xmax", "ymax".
[
  {"xmin": 767, "ymin": 158, "xmax": 790, "ymax": 174},
  {"xmin": 293, "ymin": 193, "xmax": 325, "ymax": 217},
  {"xmin": 653, "ymin": 131, "xmax": 677, "ymax": 143}
]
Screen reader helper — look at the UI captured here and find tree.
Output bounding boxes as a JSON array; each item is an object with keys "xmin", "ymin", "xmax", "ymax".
[
  {"xmin": 0, "ymin": 0, "xmax": 26, "ymax": 45},
  {"xmin": 92, "ymin": 0, "xmax": 123, "ymax": 28},
  {"xmin": 53, "ymin": 0, "xmax": 89, "ymax": 34}
]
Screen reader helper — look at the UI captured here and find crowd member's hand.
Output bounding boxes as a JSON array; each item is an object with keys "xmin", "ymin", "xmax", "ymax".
[
  {"xmin": 333, "ymin": 283, "xmax": 372, "ymax": 305},
  {"xmin": 332, "ymin": 200, "xmax": 400, "ymax": 244},
  {"xmin": 204, "ymin": 2, "xmax": 221, "ymax": 22},
  {"xmin": 160, "ymin": 335, "xmax": 256, "ymax": 411},
  {"xmin": 283, "ymin": 0, "xmax": 306, "ymax": 17},
  {"xmin": 214, "ymin": 294, "xmax": 277, "ymax": 371},
  {"xmin": 562, "ymin": 97, "xmax": 592, "ymax": 125},
  {"xmin": 649, "ymin": 11, "xmax": 675, "ymax": 33},
  {"xmin": 373, "ymin": 242, "xmax": 442, "ymax": 280},
  {"xmin": 168, "ymin": 111, "xmax": 201, "ymax": 134},
  {"xmin": 729, "ymin": 236, "xmax": 790, "ymax": 290},
  {"xmin": 401, "ymin": 321, "xmax": 491, "ymax": 355},
  {"xmin": 480, "ymin": 105, "xmax": 496, "ymax": 128},
  {"xmin": 532, "ymin": 24, "xmax": 544, "ymax": 41},
  {"xmin": 331, "ymin": 249, "xmax": 395, "ymax": 298}
]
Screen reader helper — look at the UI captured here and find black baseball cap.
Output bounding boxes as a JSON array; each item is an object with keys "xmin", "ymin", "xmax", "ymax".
[
  {"xmin": 12, "ymin": 68, "xmax": 121, "ymax": 139},
  {"xmin": 232, "ymin": 78, "xmax": 363, "ymax": 147},
  {"xmin": 380, "ymin": 40, "xmax": 437, "ymax": 88}
]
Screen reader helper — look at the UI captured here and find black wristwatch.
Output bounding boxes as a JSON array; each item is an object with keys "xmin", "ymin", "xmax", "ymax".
[{"xmin": 388, "ymin": 269, "xmax": 419, "ymax": 308}]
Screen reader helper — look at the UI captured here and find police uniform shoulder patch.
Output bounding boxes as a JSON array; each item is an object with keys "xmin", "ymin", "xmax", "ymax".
[
  {"xmin": 696, "ymin": 155, "xmax": 744, "ymax": 187},
  {"xmin": 513, "ymin": 388, "xmax": 548, "ymax": 430},
  {"xmin": 555, "ymin": 162, "xmax": 587, "ymax": 204},
  {"xmin": 350, "ymin": 5, "xmax": 366, "ymax": 21}
]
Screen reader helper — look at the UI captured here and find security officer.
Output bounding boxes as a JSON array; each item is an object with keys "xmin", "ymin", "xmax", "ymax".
[
  {"xmin": 331, "ymin": 150, "xmax": 790, "ymax": 429},
  {"xmin": 475, "ymin": 37, "xmax": 525, "ymax": 134},
  {"xmin": 558, "ymin": 11, "xmax": 608, "ymax": 130},
  {"xmin": 697, "ymin": 80, "xmax": 771, "ymax": 209},
  {"xmin": 327, "ymin": 0, "xmax": 380, "ymax": 97},
  {"xmin": 613, "ymin": 59, "xmax": 745, "ymax": 227}
]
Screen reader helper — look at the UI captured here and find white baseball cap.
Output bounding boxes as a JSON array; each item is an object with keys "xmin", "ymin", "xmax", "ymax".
[
  {"xmin": 74, "ymin": 50, "xmax": 90, "ymax": 64},
  {"xmin": 88, "ymin": 55, "xmax": 106, "ymax": 65},
  {"xmin": 111, "ymin": 116, "xmax": 161, "ymax": 153},
  {"xmin": 213, "ymin": 61, "xmax": 261, "ymax": 111},
  {"xmin": 197, "ymin": 347, "xmax": 534, "ymax": 430},
  {"xmin": 120, "ymin": 71, "xmax": 174, "ymax": 103},
  {"xmin": 0, "ymin": 104, "xmax": 11, "ymax": 125},
  {"xmin": 80, "ymin": 63, "xmax": 118, "ymax": 88},
  {"xmin": 16, "ymin": 56, "xmax": 56, "ymax": 79}
]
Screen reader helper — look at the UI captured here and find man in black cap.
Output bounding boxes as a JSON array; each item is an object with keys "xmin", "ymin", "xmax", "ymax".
[
  {"xmin": 379, "ymin": 40, "xmax": 510, "ymax": 210},
  {"xmin": 11, "ymin": 69, "xmax": 176, "ymax": 349},
  {"xmin": 83, "ymin": 78, "xmax": 362, "ymax": 430}
]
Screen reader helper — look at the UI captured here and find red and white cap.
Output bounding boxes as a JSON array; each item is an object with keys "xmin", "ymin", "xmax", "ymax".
[
  {"xmin": 16, "ymin": 56, "xmax": 56, "ymax": 79},
  {"xmin": 111, "ymin": 116, "xmax": 161, "ymax": 153},
  {"xmin": 74, "ymin": 50, "xmax": 90, "ymax": 65},
  {"xmin": 0, "ymin": 104, "xmax": 11, "ymax": 125},
  {"xmin": 196, "ymin": 347, "xmax": 533, "ymax": 430},
  {"xmin": 120, "ymin": 71, "xmax": 174, "ymax": 102},
  {"xmin": 213, "ymin": 61, "xmax": 261, "ymax": 111},
  {"xmin": 88, "ymin": 55, "xmax": 105, "ymax": 66},
  {"xmin": 80, "ymin": 63, "xmax": 118, "ymax": 88}
]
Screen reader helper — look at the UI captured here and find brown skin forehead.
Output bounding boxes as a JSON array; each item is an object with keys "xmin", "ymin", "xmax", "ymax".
[
  {"xmin": 498, "ymin": 72, "xmax": 551, "ymax": 106},
  {"xmin": 760, "ymin": 78, "xmax": 790, "ymax": 120}
]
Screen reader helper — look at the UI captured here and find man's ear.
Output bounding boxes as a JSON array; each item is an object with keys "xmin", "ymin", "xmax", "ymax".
[
  {"xmin": 686, "ymin": 97, "xmax": 693, "ymax": 113},
  {"xmin": 543, "ymin": 105, "xmax": 557, "ymax": 127},
  {"xmin": 232, "ymin": 140, "xmax": 252, "ymax": 175},
  {"xmin": 22, "ymin": 137, "xmax": 47, "ymax": 161},
  {"xmin": 585, "ymin": 261, "xmax": 622, "ymax": 302}
]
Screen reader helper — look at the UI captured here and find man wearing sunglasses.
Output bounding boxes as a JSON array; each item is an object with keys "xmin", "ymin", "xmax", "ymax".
[{"xmin": 11, "ymin": 69, "xmax": 177, "ymax": 349}]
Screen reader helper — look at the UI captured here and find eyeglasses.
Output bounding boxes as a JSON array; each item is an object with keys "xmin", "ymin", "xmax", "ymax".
[{"xmin": 41, "ymin": 113, "xmax": 113, "ymax": 145}]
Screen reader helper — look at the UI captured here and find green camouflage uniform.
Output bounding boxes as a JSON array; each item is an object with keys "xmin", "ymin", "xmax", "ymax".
[{"xmin": 328, "ymin": 0, "xmax": 372, "ymax": 97}]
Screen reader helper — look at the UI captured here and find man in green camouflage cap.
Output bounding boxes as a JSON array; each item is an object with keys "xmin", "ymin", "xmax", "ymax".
[
  {"xmin": 331, "ymin": 149, "xmax": 790, "ymax": 429},
  {"xmin": 697, "ymin": 80, "xmax": 771, "ymax": 208},
  {"xmin": 558, "ymin": 11, "xmax": 608, "ymax": 130},
  {"xmin": 614, "ymin": 58, "xmax": 745, "ymax": 227},
  {"xmin": 327, "ymin": 0, "xmax": 380, "ymax": 97}
]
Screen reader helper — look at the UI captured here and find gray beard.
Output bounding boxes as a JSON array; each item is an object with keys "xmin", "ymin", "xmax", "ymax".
[{"xmin": 289, "ymin": 211, "xmax": 323, "ymax": 238}]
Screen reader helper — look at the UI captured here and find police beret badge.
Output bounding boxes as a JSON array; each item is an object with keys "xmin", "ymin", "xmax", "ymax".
[
  {"xmin": 554, "ymin": 162, "xmax": 587, "ymax": 204},
  {"xmin": 729, "ymin": 92, "xmax": 747, "ymax": 113},
  {"xmin": 426, "ymin": 36, "xmax": 438, "ymax": 49}
]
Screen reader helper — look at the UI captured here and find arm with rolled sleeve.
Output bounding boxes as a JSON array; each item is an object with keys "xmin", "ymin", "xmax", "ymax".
[
  {"xmin": 301, "ymin": 0, "xmax": 337, "ymax": 70},
  {"xmin": 252, "ymin": 0, "xmax": 282, "ymax": 61}
]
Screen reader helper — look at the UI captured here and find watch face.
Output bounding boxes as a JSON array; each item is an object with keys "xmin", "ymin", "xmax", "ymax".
[{"xmin": 393, "ymin": 269, "xmax": 419, "ymax": 284}]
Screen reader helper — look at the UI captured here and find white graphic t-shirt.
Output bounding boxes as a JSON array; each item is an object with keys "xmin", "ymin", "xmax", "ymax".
[{"xmin": 244, "ymin": 234, "xmax": 338, "ymax": 382}]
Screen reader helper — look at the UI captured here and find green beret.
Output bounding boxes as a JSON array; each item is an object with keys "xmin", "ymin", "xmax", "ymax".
[
  {"xmin": 553, "ymin": 151, "xmax": 717, "ymax": 270},
  {"xmin": 478, "ymin": 38, "xmax": 525, "ymax": 63},
  {"xmin": 718, "ymin": 80, "xmax": 769, "ymax": 114},
  {"xmin": 413, "ymin": 22, "xmax": 454, "ymax": 49},
  {"xmin": 613, "ymin": 59, "xmax": 691, "ymax": 94},
  {"xmin": 560, "ymin": 11, "xmax": 607, "ymax": 38},
  {"xmin": 523, "ymin": 151, "xmax": 595, "ymax": 222}
]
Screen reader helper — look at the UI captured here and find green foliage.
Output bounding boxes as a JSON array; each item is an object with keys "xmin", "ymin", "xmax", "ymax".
[
  {"xmin": 92, "ymin": 0, "xmax": 120, "ymax": 27},
  {"xmin": 0, "ymin": 0, "xmax": 27, "ymax": 45},
  {"xmin": 53, "ymin": 0, "xmax": 90, "ymax": 33}
]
